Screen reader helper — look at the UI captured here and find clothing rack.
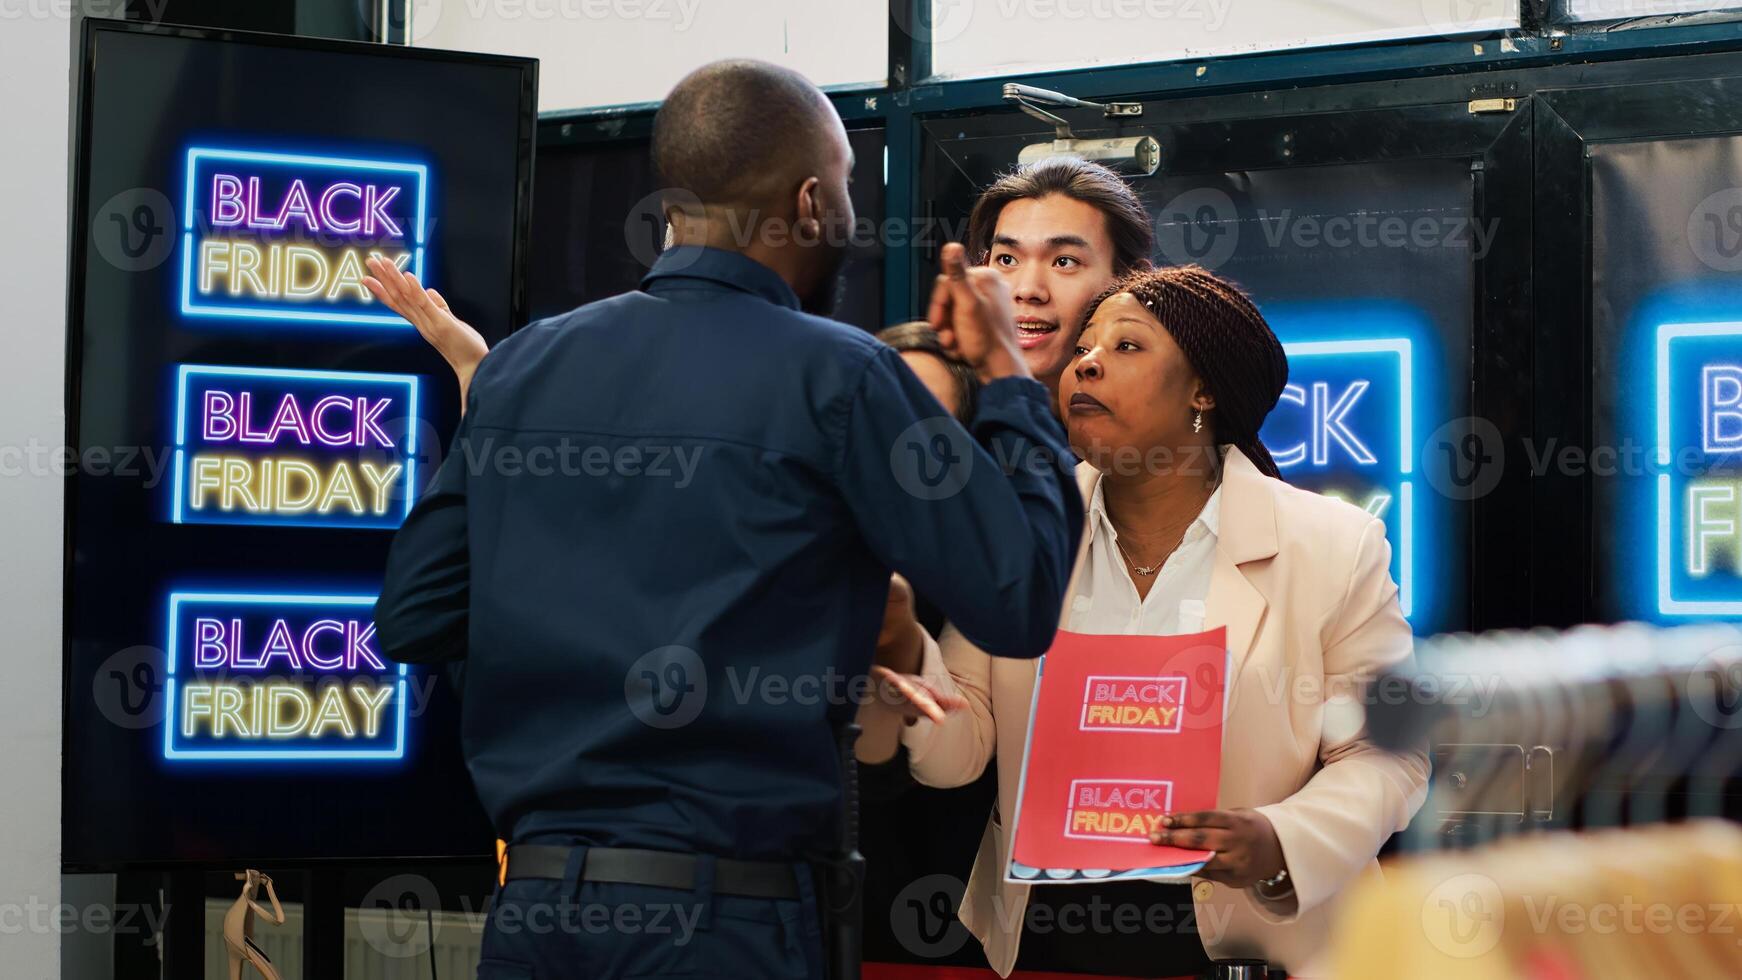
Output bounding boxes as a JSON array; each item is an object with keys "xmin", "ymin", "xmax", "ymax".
[
  {"xmin": 1363, "ymin": 623, "xmax": 1742, "ymax": 848},
  {"xmin": 1333, "ymin": 624, "xmax": 1742, "ymax": 977}
]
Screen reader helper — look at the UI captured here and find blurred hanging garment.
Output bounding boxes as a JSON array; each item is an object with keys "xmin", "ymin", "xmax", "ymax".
[{"xmin": 1330, "ymin": 820, "xmax": 1742, "ymax": 979}]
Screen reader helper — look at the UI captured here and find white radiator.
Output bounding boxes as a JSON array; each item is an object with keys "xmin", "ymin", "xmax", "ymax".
[{"xmin": 203, "ymin": 899, "xmax": 486, "ymax": 980}]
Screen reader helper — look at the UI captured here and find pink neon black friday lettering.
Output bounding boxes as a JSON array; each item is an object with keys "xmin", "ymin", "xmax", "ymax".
[
  {"xmin": 201, "ymin": 389, "xmax": 397, "ymax": 449},
  {"xmin": 191, "ymin": 617, "xmax": 386, "ymax": 672},
  {"xmin": 210, "ymin": 174, "xmax": 403, "ymax": 238}
]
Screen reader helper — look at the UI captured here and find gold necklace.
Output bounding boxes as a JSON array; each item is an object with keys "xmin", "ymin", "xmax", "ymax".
[
  {"xmin": 1105, "ymin": 476, "xmax": 1218, "ymax": 579},
  {"xmin": 1113, "ymin": 534, "xmax": 1164, "ymax": 577}
]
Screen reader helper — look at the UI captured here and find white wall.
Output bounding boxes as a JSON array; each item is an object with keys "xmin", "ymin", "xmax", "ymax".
[
  {"xmin": 411, "ymin": 0, "xmax": 888, "ymax": 112},
  {"xmin": 0, "ymin": 3, "xmax": 72, "ymax": 978},
  {"xmin": 926, "ymin": 0, "xmax": 1521, "ymax": 80},
  {"xmin": 1562, "ymin": 0, "xmax": 1742, "ymax": 19}
]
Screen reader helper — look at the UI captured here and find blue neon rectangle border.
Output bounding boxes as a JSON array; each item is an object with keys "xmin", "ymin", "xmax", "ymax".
[
  {"xmin": 171, "ymin": 364, "xmax": 420, "ymax": 530},
  {"xmin": 164, "ymin": 591, "xmax": 407, "ymax": 761},
  {"xmin": 1280, "ymin": 338, "xmax": 1414, "ymax": 618},
  {"xmin": 178, "ymin": 146, "xmax": 428, "ymax": 327},
  {"xmin": 1656, "ymin": 321, "xmax": 1742, "ymax": 615}
]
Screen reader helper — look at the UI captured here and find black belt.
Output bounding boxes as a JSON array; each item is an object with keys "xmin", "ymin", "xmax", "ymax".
[{"xmin": 504, "ymin": 845, "xmax": 800, "ymax": 900}]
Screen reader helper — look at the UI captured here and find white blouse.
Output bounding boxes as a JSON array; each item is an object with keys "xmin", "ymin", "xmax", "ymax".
[{"xmin": 1066, "ymin": 478, "xmax": 1222, "ymax": 637}]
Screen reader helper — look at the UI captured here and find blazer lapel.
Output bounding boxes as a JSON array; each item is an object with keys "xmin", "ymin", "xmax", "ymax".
[
  {"xmin": 1205, "ymin": 447, "xmax": 1279, "ymax": 678},
  {"xmin": 1208, "ymin": 549, "xmax": 1266, "ymax": 679}
]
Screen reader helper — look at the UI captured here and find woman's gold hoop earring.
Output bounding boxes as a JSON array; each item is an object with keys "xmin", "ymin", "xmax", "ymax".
[{"xmin": 1193, "ymin": 409, "xmax": 1204, "ymax": 435}]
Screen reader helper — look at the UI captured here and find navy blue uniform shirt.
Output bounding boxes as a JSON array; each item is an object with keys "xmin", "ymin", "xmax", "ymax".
[{"xmin": 374, "ymin": 246, "xmax": 1082, "ymax": 860}]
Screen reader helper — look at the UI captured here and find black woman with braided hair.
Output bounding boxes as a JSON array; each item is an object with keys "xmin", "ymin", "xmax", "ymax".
[{"xmin": 866, "ymin": 265, "xmax": 1430, "ymax": 978}]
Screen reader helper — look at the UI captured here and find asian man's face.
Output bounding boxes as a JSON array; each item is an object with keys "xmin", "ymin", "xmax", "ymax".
[{"xmin": 984, "ymin": 193, "xmax": 1119, "ymax": 392}]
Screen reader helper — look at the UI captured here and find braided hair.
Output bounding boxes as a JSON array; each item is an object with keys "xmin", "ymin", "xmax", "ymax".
[{"xmin": 1084, "ymin": 265, "xmax": 1290, "ymax": 480}]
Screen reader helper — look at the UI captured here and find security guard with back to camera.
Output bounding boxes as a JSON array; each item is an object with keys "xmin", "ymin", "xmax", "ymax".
[{"xmin": 366, "ymin": 59, "xmax": 1082, "ymax": 980}]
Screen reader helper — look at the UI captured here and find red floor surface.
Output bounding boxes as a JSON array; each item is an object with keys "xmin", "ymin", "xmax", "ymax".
[{"xmin": 864, "ymin": 965, "xmax": 1196, "ymax": 980}]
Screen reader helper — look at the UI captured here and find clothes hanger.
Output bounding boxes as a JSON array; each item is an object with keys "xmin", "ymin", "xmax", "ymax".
[
  {"xmin": 1579, "ymin": 623, "xmax": 1674, "ymax": 830},
  {"xmin": 1685, "ymin": 630, "xmax": 1742, "ymax": 820},
  {"xmin": 1623, "ymin": 625, "xmax": 1733, "ymax": 826}
]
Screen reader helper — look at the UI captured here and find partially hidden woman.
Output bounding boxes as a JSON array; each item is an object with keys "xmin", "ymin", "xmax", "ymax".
[{"xmin": 867, "ymin": 265, "xmax": 1431, "ymax": 978}]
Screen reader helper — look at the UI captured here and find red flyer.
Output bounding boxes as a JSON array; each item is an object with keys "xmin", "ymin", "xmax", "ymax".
[{"xmin": 1005, "ymin": 628, "xmax": 1230, "ymax": 883}]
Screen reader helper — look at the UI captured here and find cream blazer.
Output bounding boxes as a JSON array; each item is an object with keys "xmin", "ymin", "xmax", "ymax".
[{"xmin": 900, "ymin": 447, "xmax": 1431, "ymax": 977}]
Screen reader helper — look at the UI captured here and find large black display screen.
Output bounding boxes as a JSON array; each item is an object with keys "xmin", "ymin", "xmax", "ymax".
[
  {"xmin": 63, "ymin": 22, "xmax": 535, "ymax": 866},
  {"xmin": 1592, "ymin": 136, "xmax": 1742, "ymax": 624},
  {"xmin": 1148, "ymin": 160, "xmax": 1476, "ymax": 636}
]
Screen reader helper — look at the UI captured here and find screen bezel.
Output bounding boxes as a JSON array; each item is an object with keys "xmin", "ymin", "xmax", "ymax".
[{"xmin": 61, "ymin": 18, "xmax": 537, "ymax": 871}]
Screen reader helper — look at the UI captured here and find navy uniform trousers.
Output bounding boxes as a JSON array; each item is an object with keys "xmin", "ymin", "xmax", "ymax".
[{"xmin": 477, "ymin": 844, "xmax": 826, "ymax": 979}]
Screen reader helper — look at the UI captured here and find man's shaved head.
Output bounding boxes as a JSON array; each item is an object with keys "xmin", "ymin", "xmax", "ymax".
[
  {"xmin": 650, "ymin": 59, "xmax": 856, "ymax": 316},
  {"xmin": 652, "ymin": 59, "xmax": 846, "ymax": 211}
]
